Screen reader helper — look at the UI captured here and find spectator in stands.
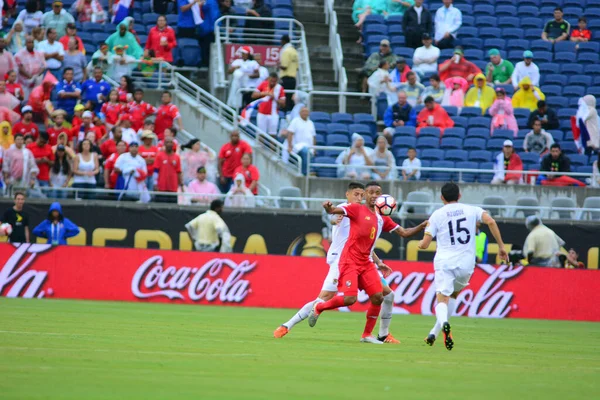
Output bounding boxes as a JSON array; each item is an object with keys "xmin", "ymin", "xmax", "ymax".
[
  {"xmin": 13, "ymin": 106, "xmax": 39, "ymax": 138},
  {"xmin": 438, "ymin": 47, "xmax": 480, "ymax": 83},
  {"xmin": 575, "ymin": 95, "xmax": 600, "ymax": 153},
  {"xmin": 155, "ymin": 91, "xmax": 183, "ymax": 140},
  {"xmin": 185, "ymin": 199, "xmax": 232, "ymax": 252},
  {"xmin": 28, "ymin": 72, "xmax": 57, "ymax": 122},
  {"xmin": 562, "ymin": 248, "xmax": 586, "ymax": 269},
  {"xmin": 3, "ymin": 134, "xmax": 39, "ymax": 190},
  {"xmin": 16, "ymin": 0, "xmax": 43, "ymax": 35},
  {"xmin": 6, "ymin": 70, "xmax": 25, "ymax": 105},
  {"xmin": 198, "ymin": 0, "xmax": 221, "ymax": 68},
  {"xmin": 153, "ymin": 136, "xmax": 183, "ymax": 203},
  {"xmin": 72, "ymin": 0, "xmax": 106, "ymax": 24},
  {"xmin": 227, "ymin": 46, "xmax": 261, "ymax": 109},
  {"xmin": 489, "ymin": 87, "xmax": 518, "ymax": 137},
  {"xmin": 538, "ymin": 144, "xmax": 584, "ymax": 187},
  {"xmin": 252, "ymin": 72, "xmax": 286, "ymax": 136},
  {"xmin": 571, "ymin": 17, "xmax": 591, "ymax": 44},
  {"xmin": 512, "ymin": 77, "xmax": 545, "ymax": 112},
  {"xmin": 100, "ymin": 125, "xmax": 123, "ymax": 158},
  {"xmin": 592, "ymin": 152, "xmax": 600, "ymax": 188},
  {"xmin": 491, "ymin": 140, "xmax": 523, "ymax": 185},
  {"xmin": 283, "ymin": 106, "xmax": 315, "ymax": 175},
  {"xmin": 368, "ymin": 60, "xmax": 397, "ymax": 106},
  {"xmin": 32, "ymin": 27, "xmax": 45, "ymax": 47},
  {"xmin": 218, "ymin": 130, "xmax": 252, "ymax": 192},
  {"xmin": 32, "ymin": 202, "xmax": 80, "ymax": 245},
  {"xmin": 59, "ymin": 23, "xmax": 85, "ymax": 54},
  {"xmin": 72, "ymin": 139, "xmax": 100, "ymax": 199},
  {"xmin": 527, "ymin": 100, "xmax": 559, "ymax": 130},
  {"xmin": 37, "ymin": 28, "xmax": 64, "ymax": 75},
  {"xmin": 181, "ymin": 138, "xmax": 215, "ymax": 185},
  {"xmin": 0, "ymin": 80, "xmax": 19, "ymax": 114},
  {"xmin": 7, "ymin": 20, "xmax": 27, "ymax": 55},
  {"xmin": 49, "ymin": 144, "xmax": 72, "ymax": 198},
  {"xmin": 485, "ymin": 49, "xmax": 513, "ymax": 86},
  {"xmin": 398, "ymin": 71, "xmax": 425, "ymax": 107},
  {"xmin": 106, "ymin": 21, "xmax": 143, "ymax": 59},
  {"xmin": 63, "ymin": 37, "xmax": 87, "ymax": 82},
  {"xmin": 442, "ymin": 76, "xmax": 467, "ymax": 107},
  {"xmin": 117, "ymin": 114, "xmax": 137, "ymax": 145},
  {"xmin": 412, "ymin": 33, "xmax": 439, "ymax": 79},
  {"xmin": 114, "ymin": 141, "xmax": 149, "ymax": 202},
  {"xmin": 542, "ymin": 7, "xmax": 570, "ymax": 44},
  {"xmin": 403, "ymin": 0, "xmax": 433, "ymax": 49},
  {"xmin": 524, "ymin": 120, "xmax": 554, "ymax": 156},
  {"xmin": 336, "ymin": 133, "xmax": 373, "ymax": 179},
  {"xmin": 401, "ymin": 147, "xmax": 421, "ymax": 181},
  {"xmin": 353, "ymin": 0, "xmax": 385, "ymax": 31},
  {"xmin": 82, "ymin": 67, "xmax": 110, "ymax": 114},
  {"xmin": 372, "ymin": 135, "xmax": 396, "ymax": 180},
  {"xmin": 359, "ymin": 39, "xmax": 397, "ymax": 93},
  {"xmin": 48, "ymin": 110, "xmax": 71, "ymax": 146},
  {"xmin": 245, "ymin": 0, "xmax": 273, "ymax": 32},
  {"xmin": 43, "ymin": 1, "xmax": 75, "ymax": 38},
  {"xmin": 55, "ymin": 67, "xmax": 81, "ymax": 117},
  {"xmin": 177, "ymin": 0, "xmax": 204, "ymax": 39},
  {"xmin": 225, "ymin": 172, "xmax": 255, "ymax": 208},
  {"xmin": 279, "ymin": 35, "xmax": 298, "ymax": 112},
  {"xmin": 0, "ymin": 121, "xmax": 14, "ymax": 149},
  {"xmin": 524, "ymin": 215, "xmax": 564, "ymax": 267},
  {"xmin": 187, "ymin": 166, "xmax": 220, "ymax": 205},
  {"xmin": 54, "ymin": 132, "xmax": 75, "ymax": 159},
  {"xmin": 108, "ymin": 44, "xmax": 136, "ymax": 81},
  {"xmin": 389, "ymin": 0, "xmax": 414, "ymax": 17},
  {"xmin": 233, "ymin": 153, "xmax": 259, "ymax": 195},
  {"xmin": 511, "ymin": 51, "xmax": 539, "ymax": 90},
  {"xmin": 389, "ymin": 57, "xmax": 411, "ymax": 85},
  {"xmin": 0, "ymin": 39, "xmax": 16, "ymax": 80},
  {"xmin": 90, "ymin": 43, "xmax": 113, "ymax": 74},
  {"xmin": 27, "ymin": 132, "xmax": 54, "ymax": 189},
  {"xmin": 421, "ymin": 73, "xmax": 445, "ymax": 104},
  {"xmin": 146, "ymin": 15, "xmax": 176, "ymax": 64},
  {"xmin": 103, "ymin": 139, "xmax": 126, "ymax": 190},
  {"xmin": 417, "ymin": 95, "xmax": 454, "ymax": 134},
  {"xmin": 464, "ymin": 73, "xmax": 496, "ymax": 114},
  {"xmin": 127, "ymin": 88, "xmax": 156, "ymax": 131},
  {"xmin": 15, "ymin": 36, "xmax": 46, "ymax": 95},
  {"xmin": 434, "ymin": 0, "xmax": 462, "ymax": 50}
]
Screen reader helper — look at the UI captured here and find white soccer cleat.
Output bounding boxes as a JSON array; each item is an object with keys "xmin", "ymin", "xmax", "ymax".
[
  {"xmin": 307, "ymin": 301, "xmax": 321, "ymax": 327},
  {"xmin": 360, "ymin": 336, "xmax": 383, "ymax": 345}
]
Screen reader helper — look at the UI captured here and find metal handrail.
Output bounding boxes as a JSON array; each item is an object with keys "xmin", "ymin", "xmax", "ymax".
[
  {"xmin": 307, "ymin": 91, "xmax": 377, "ymax": 117},
  {"xmin": 325, "ymin": 0, "xmax": 347, "ymax": 92}
]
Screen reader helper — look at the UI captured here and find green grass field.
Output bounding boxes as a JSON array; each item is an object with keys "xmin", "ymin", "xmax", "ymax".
[{"xmin": 0, "ymin": 298, "xmax": 599, "ymax": 400}]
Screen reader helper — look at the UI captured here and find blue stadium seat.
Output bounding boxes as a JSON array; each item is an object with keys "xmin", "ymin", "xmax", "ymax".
[
  {"xmin": 486, "ymin": 138, "xmax": 505, "ymax": 152},
  {"xmin": 540, "ymin": 0, "xmax": 561, "ymax": 7},
  {"xmin": 563, "ymin": 7, "xmax": 583, "ymax": 19},
  {"xmin": 364, "ymin": 14, "xmax": 386, "ymax": 25},
  {"xmin": 563, "ymin": 86, "xmax": 585, "ymax": 98},
  {"xmin": 560, "ymin": 142, "xmax": 579, "ymax": 155},
  {"xmin": 564, "ymin": 132, "xmax": 575, "ymax": 142},
  {"xmin": 530, "ymin": 40, "xmax": 552, "ymax": 53},
  {"xmin": 79, "ymin": 32, "xmax": 93, "ymax": 44},
  {"xmin": 496, "ymin": 5, "xmax": 517, "ymax": 16},
  {"xmin": 82, "ymin": 22, "xmax": 104, "ymax": 33},
  {"xmin": 513, "ymin": 108, "xmax": 530, "ymax": 119},
  {"xmin": 493, "ymin": 129, "xmax": 514, "ymax": 140},
  {"xmin": 462, "ymin": 15, "xmax": 475, "ymax": 27},
  {"xmin": 142, "ymin": 13, "xmax": 160, "ymax": 25},
  {"xmin": 452, "ymin": 116, "xmax": 468, "ymax": 128},
  {"xmin": 538, "ymin": 62, "xmax": 558, "ymax": 75},
  {"xmin": 519, "ymin": 152, "xmax": 541, "ymax": 165},
  {"xmin": 416, "ymin": 136, "xmax": 439, "ymax": 149},
  {"xmin": 314, "ymin": 122, "xmax": 327, "ymax": 134},
  {"xmin": 272, "ymin": 0, "xmax": 293, "ymax": 9},
  {"xmin": 464, "ymin": 49, "xmax": 484, "ymax": 60},
  {"xmin": 360, "ymin": 135, "xmax": 374, "ymax": 147},
  {"xmin": 326, "ymin": 123, "xmax": 349, "ymax": 136},
  {"xmin": 513, "ymin": 139, "xmax": 524, "ymax": 150},
  {"xmin": 430, "ymin": 161, "xmax": 455, "ymax": 182},
  {"xmin": 331, "ymin": 112, "xmax": 353, "ymax": 124},
  {"xmin": 91, "ymin": 32, "xmax": 109, "ymax": 45},
  {"xmin": 484, "ymin": 38, "xmax": 506, "ymax": 50},
  {"xmin": 445, "ymin": 149, "xmax": 468, "ymax": 161},
  {"xmin": 314, "ymin": 158, "xmax": 338, "ymax": 178},
  {"xmin": 417, "ymin": 159, "xmax": 430, "ymax": 180},
  {"xmin": 393, "ymin": 135, "xmax": 417, "ymax": 148},
  {"xmin": 326, "ymin": 134, "xmax": 350, "ymax": 147},
  {"xmin": 478, "ymin": 162, "xmax": 495, "ymax": 182},
  {"xmin": 473, "ymin": 4, "xmax": 494, "ymax": 15},
  {"xmin": 554, "ymin": 41, "xmax": 577, "ymax": 53},
  {"xmin": 353, "ymin": 114, "xmax": 377, "ymax": 136},
  {"xmin": 517, "ymin": 129, "xmax": 530, "ymax": 138},
  {"xmin": 560, "ymin": 64, "xmax": 584, "ymax": 75},
  {"xmin": 469, "ymin": 117, "xmax": 491, "ymax": 128},
  {"xmin": 479, "ymin": 28, "xmax": 502, "ymax": 40},
  {"xmin": 443, "ymin": 106, "xmax": 458, "ymax": 117},
  {"xmin": 393, "ymin": 147, "xmax": 410, "ymax": 160},
  {"xmin": 386, "ymin": 15, "xmax": 404, "ymax": 25},
  {"xmin": 460, "ymin": 107, "xmax": 482, "ymax": 117},
  {"xmin": 578, "ymin": 53, "xmax": 600, "ymax": 64},
  {"xmin": 419, "ymin": 127, "xmax": 441, "ymax": 138},
  {"xmin": 443, "ymin": 128, "xmax": 466, "ymax": 139},
  {"xmin": 133, "ymin": 23, "xmax": 146, "ymax": 35},
  {"xmin": 476, "ymin": 18, "xmax": 498, "ymax": 29},
  {"xmin": 584, "ymin": 64, "xmax": 600, "ymax": 76},
  {"xmin": 366, "ymin": 35, "xmax": 387, "ymax": 47},
  {"xmin": 502, "ymin": 28, "xmax": 524, "ymax": 39},
  {"xmin": 467, "ymin": 128, "xmax": 489, "ymax": 139},
  {"xmin": 440, "ymin": 137, "xmax": 463, "ymax": 149},
  {"xmin": 546, "ymin": 96, "xmax": 568, "ymax": 109},
  {"xmin": 166, "ymin": 15, "xmax": 178, "ymax": 25},
  {"xmin": 456, "ymin": 161, "xmax": 479, "ymax": 182},
  {"xmin": 554, "ymin": 52, "xmax": 576, "ymax": 63},
  {"xmin": 420, "ymin": 149, "xmax": 445, "ymax": 161},
  {"xmin": 138, "ymin": 35, "xmax": 148, "ymax": 46},
  {"xmin": 315, "ymin": 134, "xmax": 325, "ymax": 146},
  {"xmin": 461, "ymin": 37, "xmax": 483, "ymax": 50},
  {"xmin": 543, "ymin": 74, "xmax": 568, "ymax": 86},
  {"xmin": 390, "ymin": 36, "xmax": 405, "ymax": 48},
  {"xmin": 540, "ymin": 85, "xmax": 562, "ymax": 97},
  {"xmin": 464, "ymin": 138, "xmax": 486, "ymax": 150},
  {"xmin": 456, "ymin": 4, "xmax": 474, "ymax": 14},
  {"xmin": 272, "ymin": 8, "xmax": 294, "ymax": 18},
  {"xmin": 578, "ymin": 42, "xmax": 600, "ymax": 54},
  {"xmin": 395, "ymin": 47, "xmax": 414, "ymax": 58},
  {"xmin": 506, "ymin": 39, "xmax": 529, "ymax": 52},
  {"xmin": 498, "ymin": 17, "xmax": 520, "ymax": 28},
  {"xmin": 507, "ymin": 50, "xmax": 524, "ymax": 62},
  {"xmin": 569, "ymin": 154, "xmax": 589, "ymax": 166},
  {"xmin": 104, "ymin": 23, "xmax": 116, "ymax": 33},
  {"xmin": 469, "ymin": 150, "xmax": 492, "ymax": 162},
  {"xmin": 310, "ymin": 111, "xmax": 331, "ymax": 123},
  {"xmin": 517, "ymin": 7, "xmax": 540, "ymax": 18},
  {"xmin": 348, "ymin": 124, "xmax": 371, "ymax": 137},
  {"xmin": 388, "ymin": 25, "xmax": 404, "ymax": 36},
  {"xmin": 556, "ymin": 108, "xmax": 575, "ymax": 119},
  {"xmin": 364, "ymin": 24, "xmax": 388, "ymax": 36},
  {"xmin": 534, "ymin": 51, "xmax": 553, "ymax": 63},
  {"xmin": 460, "ymin": 27, "xmax": 479, "ymax": 38},
  {"xmin": 181, "ymin": 45, "xmax": 201, "ymax": 67},
  {"xmin": 550, "ymin": 130, "xmax": 564, "ymax": 142},
  {"xmin": 394, "ymin": 126, "xmax": 416, "ymax": 137}
]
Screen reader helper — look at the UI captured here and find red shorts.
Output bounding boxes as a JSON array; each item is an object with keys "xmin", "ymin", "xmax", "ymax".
[{"xmin": 337, "ymin": 262, "xmax": 382, "ymax": 297}]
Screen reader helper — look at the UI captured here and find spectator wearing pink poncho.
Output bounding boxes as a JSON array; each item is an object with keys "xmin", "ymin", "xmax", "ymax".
[
  {"xmin": 442, "ymin": 76, "xmax": 467, "ymax": 107},
  {"xmin": 489, "ymin": 87, "xmax": 518, "ymax": 136}
]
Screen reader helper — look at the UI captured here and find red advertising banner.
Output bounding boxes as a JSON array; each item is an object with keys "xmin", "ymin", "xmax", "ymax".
[
  {"xmin": 224, "ymin": 43, "xmax": 280, "ymax": 67},
  {"xmin": 1, "ymin": 243, "xmax": 599, "ymax": 321}
]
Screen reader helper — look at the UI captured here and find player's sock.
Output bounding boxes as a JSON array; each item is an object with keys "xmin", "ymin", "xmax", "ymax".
[
  {"xmin": 315, "ymin": 296, "xmax": 346, "ymax": 313},
  {"xmin": 429, "ymin": 298, "xmax": 456, "ymax": 337},
  {"xmin": 435, "ymin": 302, "xmax": 449, "ymax": 329},
  {"xmin": 378, "ymin": 292, "xmax": 394, "ymax": 338},
  {"xmin": 283, "ymin": 299, "xmax": 320, "ymax": 329},
  {"xmin": 362, "ymin": 303, "xmax": 381, "ymax": 338}
]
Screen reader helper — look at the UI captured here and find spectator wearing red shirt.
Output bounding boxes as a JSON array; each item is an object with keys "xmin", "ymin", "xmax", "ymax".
[
  {"xmin": 157, "ymin": 127, "xmax": 179, "ymax": 152},
  {"xmin": 47, "ymin": 109, "xmax": 71, "ymax": 146},
  {"xmin": 101, "ymin": 89, "xmax": 123, "ymax": 128},
  {"xmin": 118, "ymin": 75, "xmax": 134, "ymax": 103},
  {"xmin": 13, "ymin": 106, "xmax": 39, "ymax": 139},
  {"xmin": 139, "ymin": 130, "xmax": 159, "ymax": 191},
  {"xmin": 103, "ymin": 140, "xmax": 127, "ymax": 189},
  {"xmin": 571, "ymin": 17, "xmax": 591, "ymax": 43},
  {"xmin": 218, "ymin": 129, "xmax": 252, "ymax": 193},
  {"xmin": 72, "ymin": 110, "xmax": 103, "ymax": 146},
  {"xmin": 5, "ymin": 70, "xmax": 24, "ymax": 108},
  {"xmin": 59, "ymin": 23, "xmax": 85, "ymax": 54},
  {"xmin": 251, "ymin": 72, "xmax": 286, "ymax": 136},
  {"xmin": 233, "ymin": 153, "xmax": 260, "ymax": 195},
  {"xmin": 153, "ymin": 136, "xmax": 182, "ymax": 203},
  {"xmin": 438, "ymin": 47, "xmax": 482, "ymax": 83},
  {"xmin": 145, "ymin": 15, "xmax": 177, "ymax": 63},
  {"xmin": 27, "ymin": 132, "xmax": 55, "ymax": 188},
  {"xmin": 155, "ymin": 91, "xmax": 183, "ymax": 140},
  {"xmin": 100, "ymin": 126, "xmax": 125, "ymax": 159},
  {"xmin": 127, "ymin": 88, "xmax": 156, "ymax": 132}
]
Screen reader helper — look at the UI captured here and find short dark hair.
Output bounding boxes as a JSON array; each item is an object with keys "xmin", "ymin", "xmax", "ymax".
[
  {"xmin": 134, "ymin": 88, "xmax": 144, "ymax": 94},
  {"xmin": 39, "ymin": 132, "xmax": 49, "ymax": 142},
  {"xmin": 46, "ymin": 27, "xmax": 55, "ymax": 35},
  {"xmin": 551, "ymin": 143, "xmax": 561, "ymax": 150},
  {"xmin": 429, "ymin": 73, "xmax": 440, "ymax": 82},
  {"xmin": 281, "ymin": 34, "xmax": 290, "ymax": 44},
  {"xmin": 365, "ymin": 181, "xmax": 381, "ymax": 189},
  {"xmin": 347, "ymin": 182, "xmax": 365, "ymax": 191},
  {"xmin": 93, "ymin": 66, "xmax": 103, "ymax": 72},
  {"xmin": 210, "ymin": 199, "xmax": 224, "ymax": 211},
  {"xmin": 269, "ymin": 72, "xmax": 278, "ymax": 79},
  {"xmin": 424, "ymin": 96, "xmax": 435, "ymax": 103},
  {"xmin": 537, "ymin": 100, "xmax": 546, "ymax": 108},
  {"xmin": 379, "ymin": 59, "xmax": 388, "ymax": 68},
  {"xmin": 441, "ymin": 182, "xmax": 460, "ymax": 202},
  {"xmin": 14, "ymin": 192, "xmax": 25, "ymax": 199},
  {"xmin": 162, "ymin": 90, "xmax": 171, "ymax": 97},
  {"xmin": 406, "ymin": 71, "xmax": 416, "ymax": 78},
  {"xmin": 14, "ymin": 133, "xmax": 24, "ymax": 140},
  {"xmin": 579, "ymin": 16, "xmax": 587, "ymax": 23},
  {"xmin": 555, "ymin": 7, "xmax": 563, "ymax": 12},
  {"xmin": 63, "ymin": 67, "xmax": 73, "ymax": 75},
  {"xmin": 408, "ymin": 147, "xmax": 416, "ymax": 152}
]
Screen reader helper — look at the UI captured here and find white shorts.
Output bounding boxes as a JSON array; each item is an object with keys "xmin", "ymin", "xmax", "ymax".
[
  {"xmin": 434, "ymin": 268, "xmax": 473, "ymax": 296},
  {"xmin": 321, "ymin": 260, "xmax": 340, "ymax": 292},
  {"xmin": 256, "ymin": 113, "xmax": 279, "ymax": 135}
]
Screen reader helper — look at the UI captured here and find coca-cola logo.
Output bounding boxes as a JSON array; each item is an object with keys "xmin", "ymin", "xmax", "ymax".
[
  {"xmin": 357, "ymin": 264, "xmax": 524, "ymax": 319},
  {"xmin": 0, "ymin": 243, "xmax": 52, "ymax": 298},
  {"xmin": 131, "ymin": 256, "xmax": 257, "ymax": 303}
]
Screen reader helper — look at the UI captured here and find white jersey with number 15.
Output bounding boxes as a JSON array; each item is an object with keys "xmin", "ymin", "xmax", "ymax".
[{"xmin": 425, "ymin": 203, "xmax": 484, "ymax": 271}]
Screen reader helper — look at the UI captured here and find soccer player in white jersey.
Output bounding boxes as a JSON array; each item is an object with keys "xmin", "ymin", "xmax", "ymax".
[{"xmin": 418, "ymin": 182, "xmax": 508, "ymax": 350}]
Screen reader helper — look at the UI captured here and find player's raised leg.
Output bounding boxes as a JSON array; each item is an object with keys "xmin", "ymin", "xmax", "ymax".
[
  {"xmin": 274, "ymin": 290, "xmax": 334, "ymax": 338},
  {"xmin": 308, "ymin": 263, "xmax": 358, "ymax": 327}
]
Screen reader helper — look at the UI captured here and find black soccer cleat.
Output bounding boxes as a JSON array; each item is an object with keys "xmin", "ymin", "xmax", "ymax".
[
  {"xmin": 424, "ymin": 334, "xmax": 436, "ymax": 346},
  {"xmin": 442, "ymin": 322, "xmax": 454, "ymax": 351}
]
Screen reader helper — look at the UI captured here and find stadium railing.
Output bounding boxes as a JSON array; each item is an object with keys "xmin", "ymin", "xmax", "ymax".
[
  {"xmin": 212, "ymin": 16, "xmax": 313, "ymax": 94},
  {"xmin": 324, "ymin": 0, "xmax": 347, "ymax": 93}
]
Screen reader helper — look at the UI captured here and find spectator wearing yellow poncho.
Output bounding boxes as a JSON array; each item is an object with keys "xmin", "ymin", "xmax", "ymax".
[
  {"xmin": 464, "ymin": 73, "xmax": 496, "ymax": 114},
  {"xmin": 512, "ymin": 76, "xmax": 545, "ymax": 111}
]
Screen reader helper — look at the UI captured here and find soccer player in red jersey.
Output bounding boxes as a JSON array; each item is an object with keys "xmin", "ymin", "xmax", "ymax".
[{"xmin": 308, "ymin": 181, "xmax": 427, "ymax": 344}]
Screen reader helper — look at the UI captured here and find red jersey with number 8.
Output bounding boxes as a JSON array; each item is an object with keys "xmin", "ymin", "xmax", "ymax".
[{"xmin": 340, "ymin": 203, "xmax": 398, "ymax": 265}]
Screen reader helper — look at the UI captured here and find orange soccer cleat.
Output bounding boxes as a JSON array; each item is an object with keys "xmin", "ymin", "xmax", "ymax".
[
  {"xmin": 273, "ymin": 325, "xmax": 289, "ymax": 338},
  {"xmin": 379, "ymin": 333, "xmax": 401, "ymax": 344}
]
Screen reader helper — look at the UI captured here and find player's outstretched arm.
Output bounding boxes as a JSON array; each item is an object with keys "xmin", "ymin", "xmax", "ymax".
[
  {"xmin": 322, "ymin": 201, "xmax": 345, "ymax": 215},
  {"xmin": 394, "ymin": 220, "xmax": 429, "ymax": 238},
  {"xmin": 482, "ymin": 212, "xmax": 508, "ymax": 261},
  {"xmin": 372, "ymin": 251, "xmax": 392, "ymax": 277}
]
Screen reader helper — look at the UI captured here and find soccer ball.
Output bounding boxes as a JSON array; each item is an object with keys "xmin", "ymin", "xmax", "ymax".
[
  {"xmin": 375, "ymin": 195, "xmax": 397, "ymax": 216},
  {"xmin": 0, "ymin": 223, "xmax": 12, "ymax": 236}
]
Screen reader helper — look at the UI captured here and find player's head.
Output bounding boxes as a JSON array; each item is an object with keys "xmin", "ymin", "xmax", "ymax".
[
  {"xmin": 364, "ymin": 181, "xmax": 382, "ymax": 206},
  {"xmin": 441, "ymin": 182, "xmax": 460, "ymax": 204},
  {"xmin": 346, "ymin": 182, "xmax": 365, "ymax": 204},
  {"xmin": 210, "ymin": 199, "xmax": 224, "ymax": 215}
]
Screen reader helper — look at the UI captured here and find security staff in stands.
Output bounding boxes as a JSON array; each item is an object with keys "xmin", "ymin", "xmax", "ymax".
[{"xmin": 185, "ymin": 200, "xmax": 232, "ymax": 253}]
